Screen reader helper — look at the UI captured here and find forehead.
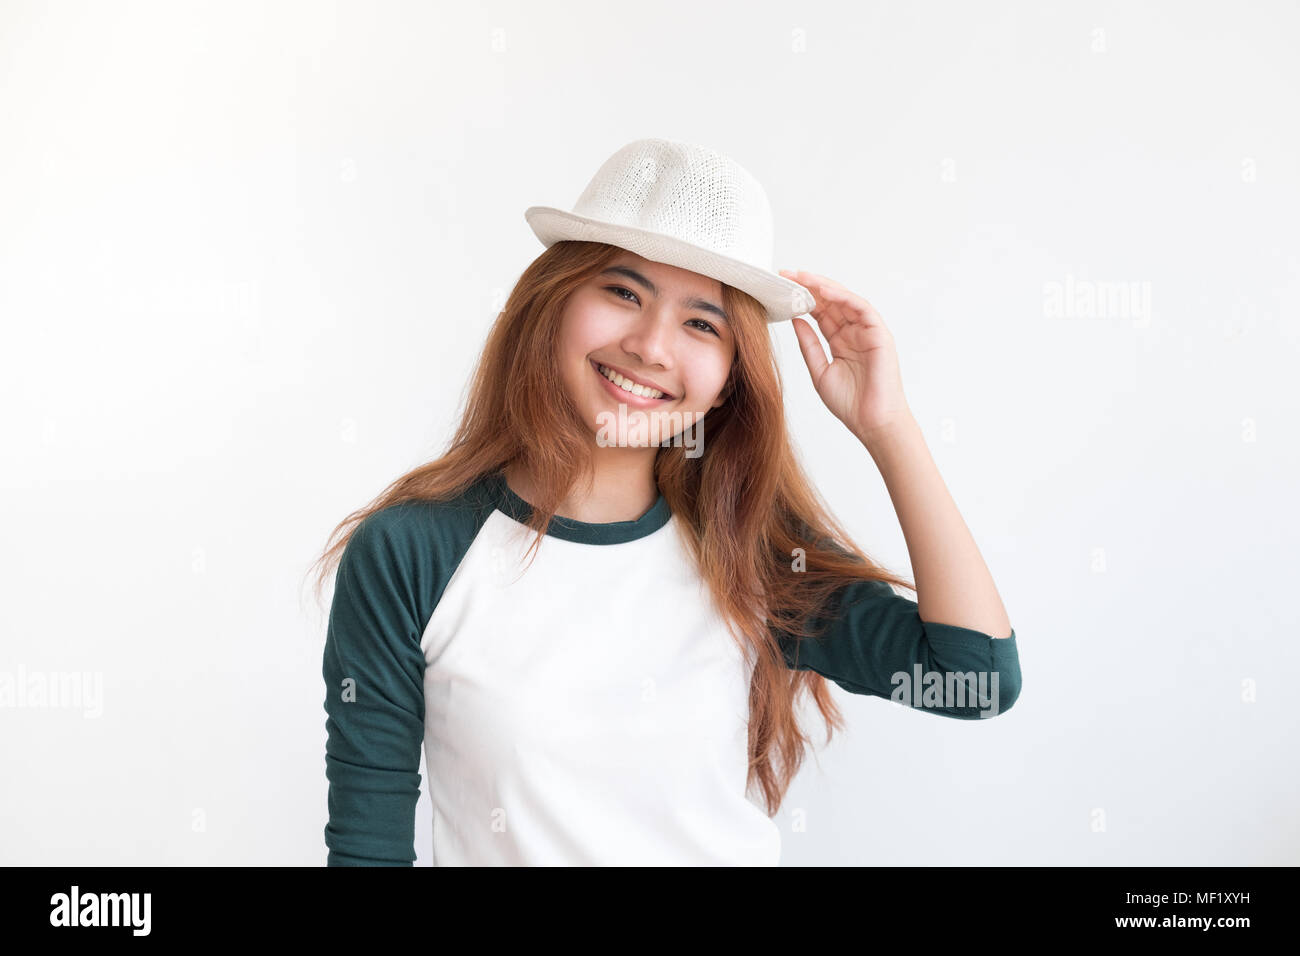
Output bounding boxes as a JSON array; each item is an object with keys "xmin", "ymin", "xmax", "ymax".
[{"xmin": 606, "ymin": 250, "xmax": 720, "ymax": 293}]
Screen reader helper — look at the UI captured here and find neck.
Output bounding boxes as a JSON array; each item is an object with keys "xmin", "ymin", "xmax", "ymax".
[{"xmin": 504, "ymin": 446, "xmax": 660, "ymax": 524}]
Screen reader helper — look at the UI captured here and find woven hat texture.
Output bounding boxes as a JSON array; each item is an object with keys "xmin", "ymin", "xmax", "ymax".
[{"xmin": 525, "ymin": 138, "xmax": 814, "ymax": 323}]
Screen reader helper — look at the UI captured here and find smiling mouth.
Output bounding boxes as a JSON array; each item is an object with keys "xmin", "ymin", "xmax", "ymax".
[{"xmin": 591, "ymin": 360, "xmax": 674, "ymax": 401}]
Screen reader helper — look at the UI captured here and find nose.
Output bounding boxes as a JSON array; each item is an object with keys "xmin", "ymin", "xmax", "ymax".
[{"xmin": 618, "ymin": 305, "xmax": 675, "ymax": 373}]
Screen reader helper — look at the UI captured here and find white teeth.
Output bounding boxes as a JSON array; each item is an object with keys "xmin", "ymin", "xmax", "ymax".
[{"xmin": 597, "ymin": 363, "xmax": 665, "ymax": 399}]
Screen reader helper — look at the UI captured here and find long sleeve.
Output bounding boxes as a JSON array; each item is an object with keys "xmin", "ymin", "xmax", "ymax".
[
  {"xmin": 777, "ymin": 577, "xmax": 1022, "ymax": 719},
  {"xmin": 322, "ymin": 508, "xmax": 430, "ymax": 865}
]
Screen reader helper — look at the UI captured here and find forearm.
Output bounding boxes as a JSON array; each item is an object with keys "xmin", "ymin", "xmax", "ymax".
[{"xmin": 855, "ymin": 410, "xmax": 1013, "ymax": 640}]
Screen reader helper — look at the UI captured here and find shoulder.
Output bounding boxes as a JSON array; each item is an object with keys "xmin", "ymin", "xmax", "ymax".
[
  {"xmin": 344, "ymin": 501, "xmax": 434, "ymax": 564},
  {"xmin": 355, "ymin": 476, "xmax": 497, "ymax": 544},
  {"xmin": 341, "ymin": 480, "xmax": 499, "ymax": 587}
]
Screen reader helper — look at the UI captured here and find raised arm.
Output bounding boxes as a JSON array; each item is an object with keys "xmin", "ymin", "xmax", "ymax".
[{"xmin": 782, "ymin": 267, "xmax": 1014, "ymax": 642}]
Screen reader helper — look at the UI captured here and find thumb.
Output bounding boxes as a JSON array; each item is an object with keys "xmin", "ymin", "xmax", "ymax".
[{"xmin": 791, "ymin": 316, "xmax": 829, "ymax": 385}]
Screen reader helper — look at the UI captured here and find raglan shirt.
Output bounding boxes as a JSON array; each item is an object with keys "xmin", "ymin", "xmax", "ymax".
[{"xmin": 322, "ymin": 470, "xmax": 1021, "ymax": 866}]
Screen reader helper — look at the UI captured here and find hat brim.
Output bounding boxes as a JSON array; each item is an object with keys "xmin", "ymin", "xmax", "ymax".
[{"xmin": 524, "ymin": 206, "xmax": 815, "ymax": 324}]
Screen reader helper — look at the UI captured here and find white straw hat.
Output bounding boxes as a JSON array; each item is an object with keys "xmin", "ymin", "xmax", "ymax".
[{"xmin": 524, "ymin": 138, "xmax": 815, "ymax": 324}]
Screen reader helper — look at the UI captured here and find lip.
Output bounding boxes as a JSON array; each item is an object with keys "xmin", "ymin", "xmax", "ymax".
[{"xmin": 590, "ymin": 359, "xmax": 675, "ymax": 406}]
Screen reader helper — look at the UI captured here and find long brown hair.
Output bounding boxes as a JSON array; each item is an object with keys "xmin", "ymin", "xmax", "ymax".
[{"xmin": 306, "ymin": 239, "xmax": 916, "ymax": 815}]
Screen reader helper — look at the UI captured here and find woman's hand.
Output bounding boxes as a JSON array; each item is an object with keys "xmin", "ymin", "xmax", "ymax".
[{"xmin": 780, "ymin": 268, "xmax": 913, "ymax": 444}]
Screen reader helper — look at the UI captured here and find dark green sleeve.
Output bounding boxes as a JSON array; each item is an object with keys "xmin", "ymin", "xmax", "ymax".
[
  {"xmin": 322, "ymin": 506, "xmax": 431, "ymax": 866},
  {"xmin": 777, "ymin": 577, "xmax": 1022, "ymax": 719}
]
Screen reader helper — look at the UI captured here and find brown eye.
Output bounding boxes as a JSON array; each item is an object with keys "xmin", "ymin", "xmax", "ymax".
[{"xmin": 607, "ymin": 286, "xmax": 719, "ymax": 338}]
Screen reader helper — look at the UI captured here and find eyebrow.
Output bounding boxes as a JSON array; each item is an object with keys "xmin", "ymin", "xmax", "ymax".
[{"xmin": 599, "ymin": 266, "xmax": 730, "ymax": 327}]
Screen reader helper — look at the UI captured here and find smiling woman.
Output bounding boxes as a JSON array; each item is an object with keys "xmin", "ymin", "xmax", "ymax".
[
  {"xmin": 548, "ymin": 249, "xmax": 737, "ymax": 462},
  {"xmin": 308, "ymin": 138, "xmax": 1021, "ymax": 868}
]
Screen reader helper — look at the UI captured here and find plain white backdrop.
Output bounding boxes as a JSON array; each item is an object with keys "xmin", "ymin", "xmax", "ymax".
[{"xmin": 2, "ymin": 0, "xmax": 1296, "ymax": 866}]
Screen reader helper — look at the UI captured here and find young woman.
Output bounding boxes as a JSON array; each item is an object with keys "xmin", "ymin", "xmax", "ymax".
[{"xmin": 310, "ymin": 138, "xmax": 1021, "ymax": 866}]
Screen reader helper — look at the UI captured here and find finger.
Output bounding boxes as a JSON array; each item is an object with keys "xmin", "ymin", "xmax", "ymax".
[
  {"xmin": 780, "ymin": 269, "xmax": 849, "ymax": 339},
  {"xmin": 790, "ymin": 315, "xmax": 830, "ymax": 384},
  {"xmin": 781, "ymin": 269, "xmax": 858, "ymax": 338},
  {"xmin": 784, "ymin": 269, "xmax": 886, "ymax": 331}
]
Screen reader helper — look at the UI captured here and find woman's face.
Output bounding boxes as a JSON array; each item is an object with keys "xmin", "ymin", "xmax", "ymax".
[{"xmin": 556, "ymin": 250, "xmax": 736, "ymax": 445}]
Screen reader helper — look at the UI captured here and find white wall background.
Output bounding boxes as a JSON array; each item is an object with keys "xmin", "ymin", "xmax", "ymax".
[{"xmin": 2, "ymin": 0, "xmax": 1296, "ymax": 866}]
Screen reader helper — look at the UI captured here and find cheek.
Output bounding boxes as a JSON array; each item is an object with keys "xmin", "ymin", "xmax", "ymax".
[
  {"xmin": 560, "ymin": 309, "xmax": 620, "ymax": 362},
  {"xmin": 682, "ymin": 359, "xmax": 733, "ymax": 405},
  {"xmin": 557, "ymin": 311, "xmax": 600, "ymax": 364},
  {"xmin": 566, "ymin": 291, "xmax": 619, "ymax": 330}
]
